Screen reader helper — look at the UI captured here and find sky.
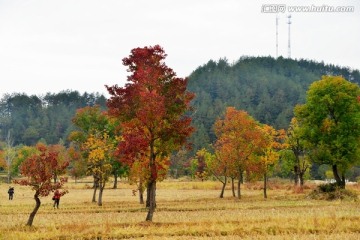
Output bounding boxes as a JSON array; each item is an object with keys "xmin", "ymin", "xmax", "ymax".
[{"xmin": 0, "ymin": 0, "xmax": 359, "ymax": 97}]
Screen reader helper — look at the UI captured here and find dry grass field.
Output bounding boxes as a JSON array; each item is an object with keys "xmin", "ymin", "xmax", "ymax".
[{"xmin": 0, "ymin": 178, "xmax": 359, "ymax": 240}]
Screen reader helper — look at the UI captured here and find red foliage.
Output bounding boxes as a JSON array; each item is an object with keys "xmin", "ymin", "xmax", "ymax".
[
  {"xmin": 106, "ymin": 45, "xmax": 194, "ymax": 181},
  {"xmin": 14, "ymin": 143, "xmax": 69, "ymax": 197}
]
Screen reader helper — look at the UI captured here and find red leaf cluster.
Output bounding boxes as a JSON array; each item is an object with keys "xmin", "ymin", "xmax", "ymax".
[{"xmin": 14, "ymin": 143, "xmax": 69, "ymax": 197}]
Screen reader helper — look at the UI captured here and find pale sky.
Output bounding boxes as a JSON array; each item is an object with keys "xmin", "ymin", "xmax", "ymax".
[{"xmin": 0, "ymin": 0, "xmax": 359, "ymax": 97}]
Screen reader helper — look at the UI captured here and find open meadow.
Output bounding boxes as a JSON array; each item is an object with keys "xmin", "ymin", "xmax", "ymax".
[{"xmin": 0, "ymin": 179, "xmax": 360, "ymax": 240}]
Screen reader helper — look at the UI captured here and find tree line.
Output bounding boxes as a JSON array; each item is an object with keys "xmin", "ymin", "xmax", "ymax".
[{"xmin": 0, "ymin": 91, "xmax": 106, "ymax": 146}]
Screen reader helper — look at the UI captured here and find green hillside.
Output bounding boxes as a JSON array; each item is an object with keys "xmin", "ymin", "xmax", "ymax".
[{"xmin": 187, "ymin": 56, "xmax": 360, "ymax": 153}]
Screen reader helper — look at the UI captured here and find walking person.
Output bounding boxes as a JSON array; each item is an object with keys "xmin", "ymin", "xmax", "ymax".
[
  {"xmin": 52, "ymin": 189, "xmax": 61, "ymax": 209},
  {"xmin": 8, "ymin": 187, "xmax": 14, "ymax": 200}
]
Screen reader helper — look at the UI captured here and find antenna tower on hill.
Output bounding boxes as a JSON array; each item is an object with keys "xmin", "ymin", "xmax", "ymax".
[
  {"xmin": 287, "ymin": 15, "xmax": 292, "ymax": 58},
  {"xmin": 276, "ymin": 15, "xmax": 279, "ymax": 58}
]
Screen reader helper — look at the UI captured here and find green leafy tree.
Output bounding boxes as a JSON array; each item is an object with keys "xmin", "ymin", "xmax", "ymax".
[
  {"xmin": 295, "ymin": 76, "xmax": 360, "ymax": 188},
  {"xmin": 285, "ymin": 117, "xmax": 310, "ymax": 188},
  {"xmin": 111, "ymin": 159, "xmax": 127, "ymax": 189}
]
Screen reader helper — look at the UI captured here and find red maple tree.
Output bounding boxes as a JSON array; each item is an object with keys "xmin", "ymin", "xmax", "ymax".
[
  {"xmin": 14, "ymin": 143, "xmax": 68, "ymax": 226},
  {"xmin": 106, "ymin": 45, "xmax": 194, "ymax": 221}
]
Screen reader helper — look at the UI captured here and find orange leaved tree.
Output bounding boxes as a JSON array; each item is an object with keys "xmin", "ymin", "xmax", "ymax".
[
  {"xmin": 14, "ymin": 143, "xmax": 69, "ymax": 226},
  {"xmin": 106, "ymin": 45, "xmax": 194, "ymax": 221},
  {"xmin": 214, "ymin": 107, "xmax": 265, "ymax": 199}
]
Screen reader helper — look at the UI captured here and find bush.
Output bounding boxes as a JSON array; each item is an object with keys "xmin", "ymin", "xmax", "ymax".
[
  {"xmin": 318, "ymin": 183, "xmax": 337, "ymax": 192},
  {"xmin": 308, "ymin": 183, "xmax": 358, "ymax": 201}
]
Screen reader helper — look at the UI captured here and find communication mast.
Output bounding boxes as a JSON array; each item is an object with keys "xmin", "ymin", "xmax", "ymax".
[
  {"xmin": 276, "ymin": 15, "xmax": 279, "ymax": 58},
  {"xmin": 287, "ymin": 15, "xmax": 292, "ymax": 58}
]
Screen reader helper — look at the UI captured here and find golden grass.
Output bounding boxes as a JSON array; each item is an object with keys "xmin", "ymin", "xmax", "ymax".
[{"xmin": 0, "ymin": 179, "xmax": 359, "ymax": 239}]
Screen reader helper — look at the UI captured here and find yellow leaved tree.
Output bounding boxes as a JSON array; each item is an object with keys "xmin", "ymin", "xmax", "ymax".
[{"xmin": 83, "ymin": 131, "xmax": 120, "ymax": 206}]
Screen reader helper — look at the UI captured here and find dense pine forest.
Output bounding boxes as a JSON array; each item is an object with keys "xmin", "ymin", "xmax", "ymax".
[{"xmin": 0, "ymin": 91, "xmax": 106, "ymax": 146}]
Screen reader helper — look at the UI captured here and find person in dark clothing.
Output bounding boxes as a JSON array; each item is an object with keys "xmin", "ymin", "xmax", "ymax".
[
  {"xmin": 53, "ymin": 189, "xmax": 61, "ymax": 209},
  {"xmin": 8, "ymin": 187, "xmax": 14, "ymax": 200}
]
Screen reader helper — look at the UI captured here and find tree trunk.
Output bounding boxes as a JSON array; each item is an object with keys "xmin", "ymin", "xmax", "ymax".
[
  {"xmin": 139, "ymin": 189, "xmax": 144, "ymax": 204},
  {"xmin": 237, "ymin": 178, "xmax": 241, "ymax": 199},
  {"xmin": 219, "ymin": 176, "xmax": 227, "ymax": 198},
  {"xmin": 145, "ymin": 144, "xmax": 157, "ymax": 222},
  {"xmin": 139, "ymin": 180, "xmax": 144, "ymax": 204},
  {"xmin": 231, "ymin": 177, "xmax": 236, "ymax": 197},
  {"xmin": 98, "ymin": 181, "xmax": 105, "ymax": 206},
  {"xmin": 263, "ymin": 172, "xmax": 267, "ymax": 199},
  {"xmin": 294, "ymin": 165, "xmax": 299, "ymax": 186},
  {"xmin": 92, "ymin": 181, "xmax": 98, "ymax": 203},
  {"xmin": 26, "ymin": 192, "xmax": 41, "ymax": 226},
  {"xmin": 146, "ymin": 185, "xmax": 150, "ymax": 208},
  {"xmin": 145, "ymin": 179, "xmax": 156, "ymax": 221},
  {"xmin": 240, "ymin": 171, "xmax": 244, "ymax": 184},
  {"xmin": 113, "ymin": 173, "xmax": 118, "ymax": 189},
  {"xmin": 299, "ymin": 171, "xmax": 305, "ymax": 187},
  {"xmin": 332, "ymin": 164, "xmax": 345, "ymax": 189},
  {"xmin": 7, "ymin": 172, "xmax": 11, "ymax": 184},
  {"xmin": 341, "ymin": 172, "xmax": 346, "ymax": 189}
]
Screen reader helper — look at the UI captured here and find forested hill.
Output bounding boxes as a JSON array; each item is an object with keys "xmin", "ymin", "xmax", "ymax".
[
  {"xmin": 187, "ymin": 56, "xmax": 360, "ymax": 153},
  {"xmin": 0, "ymin": 91, "xmax": 106, "ymax": 146}
]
